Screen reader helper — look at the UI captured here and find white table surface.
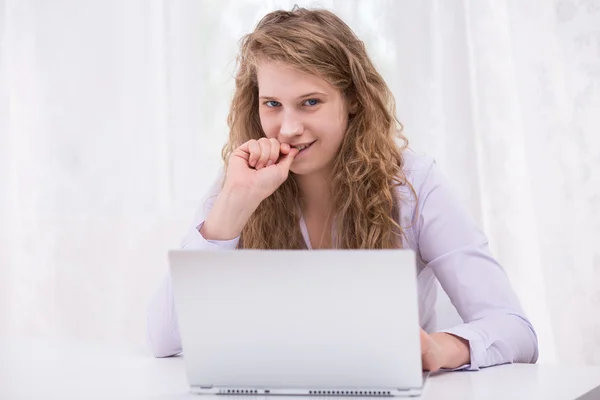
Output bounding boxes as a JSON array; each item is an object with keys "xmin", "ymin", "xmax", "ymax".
[{"xmin": 1, "ymin": 337, "xmax": 600, "ymax": 400}]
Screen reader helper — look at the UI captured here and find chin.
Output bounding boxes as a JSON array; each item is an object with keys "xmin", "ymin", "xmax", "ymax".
[
  {"xmin": 290, "ymin": 161, "xmax": 328, "ymax": 177},
  {"xmin": 289, "ymin": 165, "xmax": 311, "ymax": 175},
  {"xmin": 290, "ymin": 163, "xmax": 315, "ymax": 176}
]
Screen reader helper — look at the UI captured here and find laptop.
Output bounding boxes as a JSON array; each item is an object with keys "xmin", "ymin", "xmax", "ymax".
[{"xmin": 168, "ymin": 249, "xmax": 427, "ymax": 397}]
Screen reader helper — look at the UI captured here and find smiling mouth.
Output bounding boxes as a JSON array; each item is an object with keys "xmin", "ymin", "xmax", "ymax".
[{"xmin": 293, "ymin": 140, "xmax": 316, "ymax": 152}]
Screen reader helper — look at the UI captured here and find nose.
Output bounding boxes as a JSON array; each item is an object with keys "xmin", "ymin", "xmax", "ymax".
[{"xmin": 279, "ymin": 109, "xmax": 304, "ymax": 139}]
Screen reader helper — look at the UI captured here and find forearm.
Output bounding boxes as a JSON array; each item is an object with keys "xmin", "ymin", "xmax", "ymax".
[{"xmin": 200, "ymin": 186, "xmax": 261, "ymax": 241}]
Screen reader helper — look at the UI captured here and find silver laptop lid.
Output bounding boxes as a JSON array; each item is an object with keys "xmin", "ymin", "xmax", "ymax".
[{"xmin": 169, "ymin": 249, "xmax": 423, "ymax": 396}]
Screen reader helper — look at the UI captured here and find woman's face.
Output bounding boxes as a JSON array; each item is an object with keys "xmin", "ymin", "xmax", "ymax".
[{"xmin": 256, "ymin": 60, "xmax": 352, "ymax": 176}]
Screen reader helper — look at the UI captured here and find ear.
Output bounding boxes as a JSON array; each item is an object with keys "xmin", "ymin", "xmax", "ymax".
[{"xmin": 347, "ymin": 94, "xmax": 359, "ymax": 115}]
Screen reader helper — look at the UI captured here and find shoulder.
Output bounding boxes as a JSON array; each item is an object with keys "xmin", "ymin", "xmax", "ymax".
[
  {"xmin": 394, "ymin": 149, "xmax": 451, "ymax": 248},
  {"xmin": 397, "ymin": 148, "xmax": 439, "ymax": 201},
  {"xmin": 401, "ymin": 147, "xmax": 434, "ymax": 169}
]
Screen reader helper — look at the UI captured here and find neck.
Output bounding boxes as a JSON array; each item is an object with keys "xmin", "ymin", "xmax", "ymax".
[{"xmin": 294, "ymin": 169, "xmax": 333, "ymax": 216}]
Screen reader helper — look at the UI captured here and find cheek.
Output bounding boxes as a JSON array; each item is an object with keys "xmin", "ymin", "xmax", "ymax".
[
  {"xmin": 319, "ymin": 117, "xmax": 347, "ymax": 146},
  {"xmin": 314, "ymin": 105, "xmax": 347, "ymax": 139}
]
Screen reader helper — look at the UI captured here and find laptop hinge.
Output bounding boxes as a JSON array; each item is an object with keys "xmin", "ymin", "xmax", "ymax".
[{"xmin": 199, "ymin": 385, "xmax": 213, "ymax": 389}]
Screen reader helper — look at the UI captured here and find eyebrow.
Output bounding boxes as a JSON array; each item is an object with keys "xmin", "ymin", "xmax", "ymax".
[{"xmin": 258, "ymin": 92, "xmax": 328, "ymax": 100}]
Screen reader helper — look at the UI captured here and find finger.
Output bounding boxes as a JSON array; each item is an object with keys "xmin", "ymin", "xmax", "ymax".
[
  {"xmin": 247, "ymin": 140, "xmax": 261, "ymax": 168},
  {"xmin": 276, "ymin": 147, "xmax": 299, "ymax": 172},
  {"xmin": 280, "ymin": 142, "xmax": 291, "ymax": 155},
  {"xmin": 267, "ymin": 138, "xmax": 280, "ymax": 167},
  {"xmin": 234, "ymin": 140, "xmax": 251, "ymax": 161},
  {"xmin": 420, "ymin": 330, "xmax": 431, "ymax": 371},
  {"xmin": 420, "ymin": 329, "xmax": 430, "ymax": 356},
  {"xmin": 256, "ymin": 138, "xmax": 272, "ymax": 169}
]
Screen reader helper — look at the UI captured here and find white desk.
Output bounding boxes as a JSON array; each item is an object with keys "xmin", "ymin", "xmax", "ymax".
[{"xmin": 1, "ymin": 338, "xmax": 600, "ymax": 399}]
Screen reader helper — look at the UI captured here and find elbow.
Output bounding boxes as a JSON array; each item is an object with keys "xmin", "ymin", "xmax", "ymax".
[
  {"xmin": 146, "ymin": 272, "xmax": 183, "ymax": 358},
  {"xmin": 525, "ymin": 321, "xmax": 539, "ymax": 364},
  {"xmin": 146, "ymin": 326, "xmax": 182, "ymax": 358},
  {"xmin": 150, "ymin": 345, "xmax": 182, "ymax": 359},
  {"xmin": 508, "ymin": 312, "xmax": 539, "ymax": 364},
  {"xmin": 145, "ymin": 303, "xmax": 183, "ymax": 358}
]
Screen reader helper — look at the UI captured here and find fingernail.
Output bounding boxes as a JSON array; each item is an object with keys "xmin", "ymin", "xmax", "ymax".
[
  {"xmin": 256, "ymin": 164, "xmax": 263, "ymax": 169},
  {"xmin": 267, "ymin": 160, "xmax": 273, "ymax": 166}
]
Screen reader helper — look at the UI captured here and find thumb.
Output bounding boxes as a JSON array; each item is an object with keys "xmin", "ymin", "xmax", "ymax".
[
  {"xmin": 276, "ymin": 147, "xmax": 299, "ymax": 172},
  {"xmin": 420, "ymin": 329, "xmax": 430, "ymax": 355}
]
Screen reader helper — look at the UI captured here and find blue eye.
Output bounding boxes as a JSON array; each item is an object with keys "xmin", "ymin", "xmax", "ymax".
[
  {"xmin": 265, "ymin": 100, "xmax": 281, "ymax": 107},
  {"xmin": 304, "ymin": 99, "xmax": 320, "ymax": 106}
]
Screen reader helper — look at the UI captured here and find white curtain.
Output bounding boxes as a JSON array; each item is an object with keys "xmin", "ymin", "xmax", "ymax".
[{"xmin": 1, "ymin": 0, "xmax": 599, "ymax": 365}]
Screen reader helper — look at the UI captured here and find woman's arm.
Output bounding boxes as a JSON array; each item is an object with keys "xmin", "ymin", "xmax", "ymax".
[{"xmin": 411, "ymin": 156, "xmax": 538, "ymax": 370}]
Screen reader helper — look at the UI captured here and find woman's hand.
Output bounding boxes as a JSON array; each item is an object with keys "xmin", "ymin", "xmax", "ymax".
[
  {"xmin": 200, "ymin": 138, "xmax": 298, "ymax": 241},
  {"xmin": 224, "ymin": 138, "xmax": 299, "ymax": 202},
  {"xmin": 420, "ymin": 329, "xmax": 471, "ymax": 371}
]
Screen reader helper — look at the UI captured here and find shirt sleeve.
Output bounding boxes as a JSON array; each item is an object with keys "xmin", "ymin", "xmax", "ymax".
[
  {"xmin": 413, "ymin": 158, "xmax": 539, "ymax": 370},
  {"xmin": 146, "ymin": 169, "xmax": 240, "ymax": 358}
]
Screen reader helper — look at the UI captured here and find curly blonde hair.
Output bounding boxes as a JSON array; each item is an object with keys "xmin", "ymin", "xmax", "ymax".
[{"xmin": 222, "ymin": 7, "xmax": 415, "ymax": 249}]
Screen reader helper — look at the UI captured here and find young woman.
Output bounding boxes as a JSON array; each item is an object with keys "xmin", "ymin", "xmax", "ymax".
[{"xmin": 147, "ymin": 7, "xmax": 538, "ymax": 372}]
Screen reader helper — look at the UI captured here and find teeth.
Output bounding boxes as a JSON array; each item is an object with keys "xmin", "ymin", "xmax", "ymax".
[{"xmin": 295, "ymin": 143, "xmax": 311, "ymax": 151}]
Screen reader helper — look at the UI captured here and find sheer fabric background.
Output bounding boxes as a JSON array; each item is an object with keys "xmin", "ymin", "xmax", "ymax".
[{"xmin": 1, "ymin": 0, "xmax": 599, "ymax": 365}]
